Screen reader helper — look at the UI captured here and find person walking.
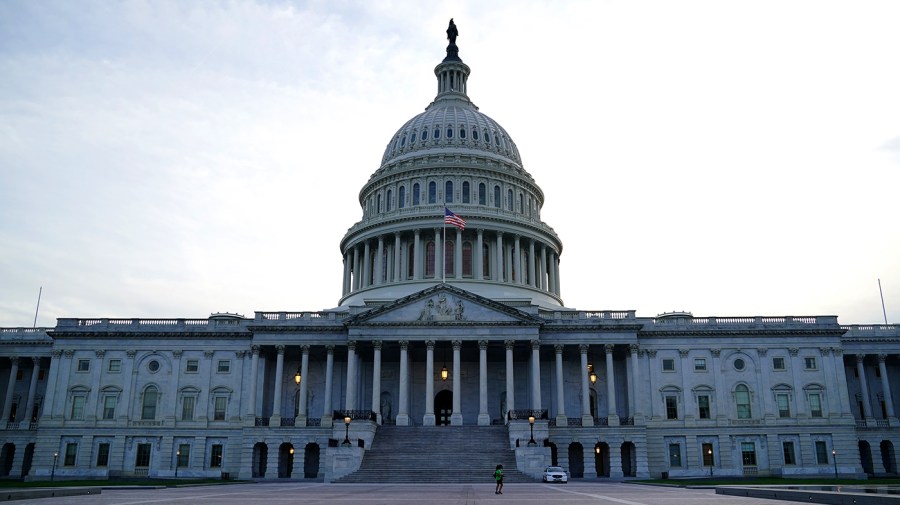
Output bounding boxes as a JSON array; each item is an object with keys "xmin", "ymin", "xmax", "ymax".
[{"xmin": 494, "ymin": 464, "xmax": 504, "ymax": 494}]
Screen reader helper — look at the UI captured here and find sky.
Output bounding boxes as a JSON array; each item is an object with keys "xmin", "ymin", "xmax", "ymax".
[{"xmin": 1, "ymin": 0, "xmax": 899, "ymax": 328}]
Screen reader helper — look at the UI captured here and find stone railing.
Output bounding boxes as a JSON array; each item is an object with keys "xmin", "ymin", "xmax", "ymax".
[
  {"xmin": 841, "ymin": 324, "xmax": 899, "ymax": 338},
  {"xmin": 333, "ymin": 410, "xmax": 377, "ymax": 421},
  {"xmin": 653, "ymin": 316, "xmax": 838, "ymax": 326},
  {"xmin": 539, "ymin": 310, "xmax": 635, "ymax": 321},
  {"xmin": 307, "ymin": 418, "xmax": 322, "ymax": 427},
  {"xmin": 254, "ymin": 311, "xmax": 349, "ymax": 322},
  {"xmin": 255, "ymin": 417, "xmax": 270, "ymax": 427},
  {"xmin": 507, "ymin": 409, "xmax": 548, "ymax": 421},
  {"xmin": 55, "ymin": 318, "xmax": 240, "ymax": 331},
  {"xmin": 280, "ymin": 418, "xmax": 295, "ymax": 427}
]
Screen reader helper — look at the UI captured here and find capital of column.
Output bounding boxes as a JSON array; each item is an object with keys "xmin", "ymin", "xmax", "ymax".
[
  {"xmin": 414, "ymin": 229, "xmax": 421, "ymax": 237},
  {"xmin": 235, "ymin": 350, "xmax": 246, "ymax": 359},
  {"xmin": 832, "ymin": 347, "xmax": 844, "ymax": 356},
  {"xmin": 204, "ymin": 350, "xmax": 214, "ymax": 358},
  {"xmin": 647, "ymin": 349, "xmax": 658, "ymax": 358},
  {"xmin": 819, "ymin": 347, "xmax": 832, "ymax": 356},
  {"xmin": 710, "ymin": 348, "xmax": 720, "ymax": 358},
  {"xmin": 757, "ymin": 348, "xmax": 768, "ymax": 357},
  {"xmin": 63, "ymin": 350, "xmax": 74, "ymax": 359},
  {"xmin": 452, "ymin": 340, "xmax": 462, "ymax": 351},
  {"xmin": 31, "ymin": 357, "xmax": 41, "ymax": 365},
  {"xmin": 399, "ymin": 340, "xmax": 409, "ymax": 350},
  {"xmin": 348, "ymin": 341, "xmax": 357, "ymax": 351},
  {"xmin": 789, "ymin": 347, "xmax": 799, "ymax": 356},
  {"xmin": 678, "ymin": 348, "xmax": 689, "ymax": 357},
  {"xmin": 275, "ymin": 345, "xmax": 285, "ymax": 354},
  {"xmin": 301, "ymin": 345, "xmax": 310, "ymax": 353},
  {"xmin": 373, "ymin": 340, "xmax": 383, "ymax": 351},
  {"xmin": 879, "ymin": 354, "xmax": 889, "ymax": 363},
  {"xmin": 425, "ymin": 340, "xmax": 435, "ymax": 350},
  {"xmin": 505, "ymin": 340, "xmax": 515, "ymax": 351},
  {"xmin": 8, "ymin": 356, "xmax": 19, "ymax": 364},
  {"xmin": 629, "ymin": 344, "xmax": 639, "ymax": 354},
  {"xmin": 250, "ymin": 345, "xmax": 260, "ymax": 356},
  {"xmin": 95, "ymin": 350, "xmax": 106, "ymax": 358},
  {"xmin": 855, "ymin": 353, "xmax": 866, "ymax": 363},
  {"xmin": 531, "ymin": 340, "xmax": 541, "ymax": 350},
  {"xmin": 326, "ymin": 345, "xmax": 335, "ymax": 353},
  {"xmin": 171, "ymin": 350, "xmax": 182, "ymax": 358},
  {"xmin": 51, "ymin": 350, "xmax": 63, "ymax": 359},
  {"xmin": 478, "ymin": 340, "xmax": 488, "ymax": 351},
  {"xmin": 554, "ymin": 344, "xmax": 564, "ymax": 354},
  {"xmin": 604, "ymin": 344, "xmax": 615, "ymax": 354},
  {"xmin": 126, "ymin": 349, "xmax": 137, "ymax": 359},
  {"xmin": 578, "ymin": 344, "xmax": 589, "ymax": 354}
]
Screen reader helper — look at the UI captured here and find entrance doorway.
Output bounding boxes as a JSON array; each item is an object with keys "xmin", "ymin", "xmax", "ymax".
[{"xmin": 435, "ymin": 390, "xmax": 453, "ymax": 425}]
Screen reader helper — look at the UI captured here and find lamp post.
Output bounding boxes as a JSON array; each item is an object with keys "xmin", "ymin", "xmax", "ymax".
[
  {"xmin": 832, "ymin": 449, "xmax": 838, "ymax": 479},
  {"xmin": 343, "ymin": 416, "xmax": 352, "ymax": 446},
  {"xmin": 293, "ymin": 366, "xmax": 301, "ymax": 385},
  {"xmin": 708, "ymin": 448, "xmax": 713, "ymax": 478},
  {"xmin": 527, "ymin": 415, "xmax": 536, "ymax": 446},
  {"xmin": 175, "ymin": 450, "xmax": 180, "ymax": 478},
  {"xmin": 51, "ymin": 452, "xmax": 58, "ymax": 482}
]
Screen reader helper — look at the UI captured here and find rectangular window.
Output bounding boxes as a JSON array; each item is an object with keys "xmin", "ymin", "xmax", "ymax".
[
  {"xmin": 776, "ymin": 393, "xmax": 791, "ymax": 418},
  {"xmin": 96, "ymin": 443, "xmax": 110, "ymax": 467},
  {"xmin": 135, "ymin": 443, "xmax": 151, "ymax": 467},
  {"xmin": 107, "ymin": 359, "xmax": 121, "ymax": 373},
  {"xmin": 698, "ymin": 395, "xmax": 710, "ymax": 419},
  {"xmin": 210, "ymin": 444, "xmax": 223, "ymax": 468},
  {"xmin": 782, "ymin": 441, "xmax": 796, "ymax": 465},
  {"xmin": 665, "ymin": 396, "xmax": 678, "ymax": 420},
  {"xmin": 186, "ymin": 360, "xmax": 199, "ymax": 373},
  {"xmin": 214, "ymin": 396, "xmax": 227, "ymax": 421},
  {"xmin": 177, "ymin": 444, "xmax": 190, "ymax": 467},
  {"xmin": 64, "ymin": 443, "xmax": 78, "ymax": 466},
  {"xmin": 102, "ymin": 396, "xmax": 117, "ymax": 420},
  {"xmin": 808, "ymin": 393, "xmax": 823, "ymax": 418},
  {"xmin": 216, "ymin": 360, "xmax": 231, "ymax": 373},
  {"xmin": 70, "ymin": 396, "xmax": 85, "ymax": 420},
  {"xmin": 773, "ymin": 357, "xmax": 785, "ymax": 370},
  {"xmin": 76, "ymin": 359, "xmax": 91, "ymax": 372},
  {"xmin": 702, "ymin": 443, "xmax": 714, "ymax": 467},
  {"xmin": 804, "ymin": 357, "xmax": 817, "ymax": 370},
  {"xmin": 694, "ymin": 358, "xmax": 707, "ymax": 371},
  {"xmin": 662, "ymin": 359, "xmax": 675, "ymax": 372},
  {"xmin": 668, "ymin": 444, "xmax": 682, "ymax": 467},
  {"xmin": 815, "ymin": 441, "xmax": 829, "ymax": 464},
  {"xmin": 181, "ymin": 396, "xmax": 195, "ymax": 421},
  {"xmin": 741, "ymin": 442, "xmax": 757, "ymax": 466}
]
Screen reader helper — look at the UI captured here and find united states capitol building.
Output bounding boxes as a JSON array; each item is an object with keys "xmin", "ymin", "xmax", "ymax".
[{"xmin": 2, "ymin": 23, "xmax": 899, "ymax": 482}]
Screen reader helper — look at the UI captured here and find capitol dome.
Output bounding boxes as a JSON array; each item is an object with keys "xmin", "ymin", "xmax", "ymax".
[{"xmin": 338, "ymin": 22, "xmax": 564, "ymax": 309}]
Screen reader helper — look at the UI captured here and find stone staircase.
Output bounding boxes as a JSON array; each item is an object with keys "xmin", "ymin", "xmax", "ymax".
[{"xmin": 334, "ymin": 425, "xmax": 535, "ymax": 483}]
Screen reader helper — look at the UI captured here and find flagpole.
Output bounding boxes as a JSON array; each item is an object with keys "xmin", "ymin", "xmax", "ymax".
[
  {"xmin": 442, "ymin": 214, "xmax": 446, "ymax": 284},
  {"xmin": 879, "ymin": 278, "xmax": 888, "ymax": 324}
]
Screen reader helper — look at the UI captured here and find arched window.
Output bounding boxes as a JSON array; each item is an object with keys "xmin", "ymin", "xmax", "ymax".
[
  {"xmin": 485, "ymin": 130, "xmax": 491, "ymax": 144},
  {"xmin": 413, "ymin": 183, "xmax": 420, "ymax": 205},
  {"xmin": 518, "ymin": 193, "xmax": 524, "ymax": 213},
  {"xmin": 411, "ymin": 131, "xmax": 417, "ymax": 143},
  {"xmin": 446, "ymin": 127, "xmax": 453, "ymax": 139},
  {"xmin": 445, "ymin": 181, "xmax": 453, "ymax": 203},
  {"xmin": 473, "ymin": 129, "xmax": 479, "ymax": 141},
  {"xmin": 459, "ymin": 127, "xmax": 466, "ymax": 139},
  {"xmin": 407, "ymin": 242, "xmax": 415, "ymax": 278},
  {"xmin": 142, "ymin": 386, "xmax": 159, "ymax": 420},
  {"xmin": 482, "ymin": 243, "xmax": 491, "ymax": 277},
  {"xmin": 422, "ymin": 128, "xmax": 429, "ymax": 140},
  {"xmin": 462, "ymin": 241, "xmax": 473, "ymax": 276},
  {"xmin": 386, "ymin": 189, "xmax": 392, "ymax": 211},
  {"xmin": 433, "ymin": 127, "xmax": 441, "ymax": 139},
  {"xmin": 400, "ymin": 134, "xmax": 406, "ymax": 147},
  {"xmin": 377, "ymin": 194, "xmax": 382, "ymax": 213},
  {"xmin": 493, "ymin": 185, "xmax": 501, "ymax": 208},
  {"xmin": 462, "ymin": 182, "xmax": 470, "ymax": 203},
  {"xmin": 398, "ymin": 186, "xmax": 406, "ymax": 209},
  {"xmin": 445, "ymin": 240, "xmax": 454, "ymax": 276},
  {"xmin": 425, "ymin": 241, "xmax": 435, "ymax": 277},
  {"xmin": 479, "ymin": 183, "xmax": 486, "ymax": 205},
  {"xmin": 735, "ymin": 384, "xmax": 752, "ymax": 419},
  {"xmin": 507, "ymin": 189, "xmax": 514, "ymax": 210},
  {"xmin": 428, "ymin": 182, "xmax": 437, "ymax": 204}
]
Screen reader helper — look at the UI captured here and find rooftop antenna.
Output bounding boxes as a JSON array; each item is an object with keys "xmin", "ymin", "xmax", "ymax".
[
  {"xmin": 878, "ymin": 279, "xmax": 888, "ymax": 325},
  {"xmin": 33, "ymin": 286, "xmax": 42, "ymax": 328}
]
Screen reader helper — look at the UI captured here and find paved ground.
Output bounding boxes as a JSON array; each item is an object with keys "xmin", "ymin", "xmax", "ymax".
[{"xmin": 15, "ymin": 482, "xmax": 804, "ymax": 504}]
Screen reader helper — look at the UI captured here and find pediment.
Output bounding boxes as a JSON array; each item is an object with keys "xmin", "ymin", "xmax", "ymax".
[{"xmin": 347, "ymin": 284, "xmax": 543, "ymax": 326}]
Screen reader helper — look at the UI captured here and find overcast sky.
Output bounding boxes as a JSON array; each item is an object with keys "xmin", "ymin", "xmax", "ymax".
[{"xmin": 2, "ymin": 1, "xmax": 899, "ymax": 328}]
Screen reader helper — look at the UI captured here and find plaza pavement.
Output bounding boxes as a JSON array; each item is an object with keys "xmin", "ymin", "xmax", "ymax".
[{"xmin": 14, "ymin": 481, "xmax": 805, "ymax": 504}]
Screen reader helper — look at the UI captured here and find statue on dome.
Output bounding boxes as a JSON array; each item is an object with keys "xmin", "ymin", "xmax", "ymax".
[{"xmin": 446, "ymin": 19, "xmax": 458, "ymax": 45}]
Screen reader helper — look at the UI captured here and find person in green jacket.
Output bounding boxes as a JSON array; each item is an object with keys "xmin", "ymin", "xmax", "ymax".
[{"xmin": 494, "ymin": 464, "xmax": 504, "ymax": 494}]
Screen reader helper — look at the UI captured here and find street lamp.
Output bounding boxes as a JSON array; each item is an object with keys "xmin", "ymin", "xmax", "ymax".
[
  {"xmin": 294, "ymin": 366, "xmax": 301, "ymax": 385},
  {"xmin": 707, "ymin": 448, "xmax": 713, "ymax": 477},
  {"xmin": 343, "ymin": 416, "xmax": 352, "ymax": 446},
  {"xmin": 832, "ymin": 449, "xmax": 838, "ymax": 479},
  {"xmin": 588, "ymin": 363, "xmax": 597, "ymax": 385},
  {"xmin": 175, "ymin": 450, "xmax": 180, "ymax": 478},
  {"xmin": 51, "ymin": 452, "xmax": 58, "ymax": 481},
  {"xmin": 527, "ymin": 415, "xmax": 536, "ymax": 446}
]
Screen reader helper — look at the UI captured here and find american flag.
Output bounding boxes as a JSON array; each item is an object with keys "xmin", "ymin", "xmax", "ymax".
[{"xmin": 444, "ymin": 208, "xmax": 466, "ymax": 230}]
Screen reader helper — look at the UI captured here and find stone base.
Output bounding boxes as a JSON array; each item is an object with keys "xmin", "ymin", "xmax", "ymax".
[
  {"xmin": 423, "ymin": 413, "xmax": 435, "ymax": 426},
  {"xmin": 450, "ymin": 413, "xmax": 463, "ymax": 425},
  {"xmin": 555, "ymin": 415, "xmax": 568, "ymax": 427},
  {"xmin": 395, "ymin": 414, "xmax": 410, "ymax": 426},
  {"xmin": 478, "ymin": 413, "xmax": 491, "ymax": 426},
  {"xmin": 581, "ymin": 415, "xmax": 594, "ymax": 427}
]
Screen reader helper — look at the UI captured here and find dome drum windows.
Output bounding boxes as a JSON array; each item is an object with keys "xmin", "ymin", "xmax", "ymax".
[
  {"xmin": 445, "ymin": 181, "xmax": 453, "ymax": 203},
  {"xmin": 398, "ymin": 186, "xmax": 406, "ymax": 209},
  {"xmin": 446, "ymin": 127, "xmax": 453, "ymax": 139},
  {"xmin": 428, "ymin": 182, "xmax": 437, "ymax": 204},
  {"xmin": 459, "ymin": 127, "xmax": 466, "ymax": 139}
]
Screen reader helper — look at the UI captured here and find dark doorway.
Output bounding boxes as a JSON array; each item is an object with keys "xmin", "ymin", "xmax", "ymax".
[
  {"xmin": 882, "ymin": 440, "xmax": 896, "ymax": 474},
  {"xmin": 0, "ymin": 443, "xmax": 14, "ymax": 477},
  {"xmin": 568, "ymin": 442, "xmax": 584, "ymax": 478},
  {"xmin": 621, "ymin": 442, "xmax": 636, "ymax": 477},
  {"xmin": 859, "ymin": 441, "xmax": 874, "ymax": 475},
  {"xmin": 595, "ymin": 442, "xmax": 610, "ymax": 477},
  {"xmin": 252, "ymin": 442, "xmax": 267, "ymax": 478},
  {"xmin": 21, "ymin": 443, "xmax": 34, "ymax": 478},
  {"xmin": 278, "ymin": 443, "xmax": 293, "ymax": 478},
  {"xmin": 546, "ymin": 441, "xmax": 558, "ymax": 466},
  {"xmin": 304, "ymin": 443, "xmax": 320, "ymax": 478},
  {"xmin": 435, "ymin": 390, "xmax": 453, "ymax": 425}
]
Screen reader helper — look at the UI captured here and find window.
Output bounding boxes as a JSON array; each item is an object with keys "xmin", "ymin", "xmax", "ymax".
[
  {"xmin": 773, "ymin": 357, "xmax": 785, "ymax": 370},
  {"xmin": 102, "ymin": 396, "xmax": 117, "ymax": 420},
  {"xmin": 217, "ymin": 360, "xmax": 231, "ymax": 373},
  {"xmin": 462, "ymin": 241, "xmax": 473, "ymax": 277},
  {"xmin": 445, "ymin": 181, "xmax": 453, "ymax": 203},
  {"xmin": 177, "ymin": 444, "xmax": 190, "ymax": 467},
  {"xmin": 70, "ymin": 396, "xmax": 85, "ymax": 420},
  {"xmin": 472, "ymin": 129, "xmax": 479, "ymax": 141},
  {"xmin": 142, "ymin": 386, "xmax": 158, "ymax": 420},
  {"xmin": 425, "ymin": 241, "xmax": 435, "ymax": 277},
  {"xmin": 77, "ymin": 359, "xmax": 90, "ymax": 372},
  {"xmin": 668, "ymin": 444, "xmax": 682, "ymax": 467},
  {"xmin": 182, "ymin": 396, "xmax": 195, "ymax": 421},
  {"xmin": 478, "ymin": 183, "xmax": 486, "ymax": 205},
  {"xmin": 398, "ymin": 186, "xmax": 406, "ymax": 208},
  {"xmin": 386, "ymin": 189, "xmax": 392, "ymax": 211},
  {"xmin": 459, "ymin": 127, "xmax": 466, "ymax": 139},
  {"xmin": 665, "ymin": 396, "xmax": 678, "ymax": 420},
  {"xmin": 96, "ymin": 443, "xmax": 110, "ymax": 467},
  {"xmin": 694, "ymin": 358, "xmax": 707, "ymax": 371},
  {"xmin": 433, "ymin": 127, "xmax": 440, "ymax": 139},
  {"xmin": 808, "ymin": 393, "xmax": 823, "ymax": 418},
  {"xmin": 210, "ymin": 444, "xmax": 224, "ymax": 468},
  {"xmin": 493, "ymin": 185, "xmax": 500, "ymax": 208},
  {"xmin": 482, "ymin": 243, "xmax": 490, "ymax": 278},
  {"xmin": 702, "ymin": 443, "xmax": 714, "ymax": 466},
  {"xmin": 507, "ymin": 189, "xmax": 513, "ymax": 210},
  {"xmin": 64, "ymin": 443, "xmax": 78, "ymax": 466},
  {"xmin": 186, "ymin": 359, "xmax": 199, "ymax": 373},
  {"xmin": 444, "ymin": 240, "xmax": 454, "ymax": 276},
  {"xmin": 135, "ymin": 443, "xmax": 151, "ymax": 467},
  {"xmin": 735, "ymin": 384, "xmax": 752, "ymax": 419},
  {"xmin": 815, "ymin": 441, "xmax": 829, "ymax": 464},
  {"xmin": 776, "ymin": 393, "xmax": 791, "ymax": 418},
  {"xmin": 518, "ymin": 193, "xmax": 523, "ymax": 213},
  {"xmin": 804, "ymin": 357, "xmax": 817, "ymax": 370},
  {"xmin": 698, "ymin": 395, "xmax": 710, "ymax": 419},
  {"xmin": 413, "ymin": 183, "xmax": 420, "ymax": 205},
  {"xmin": 446, "ymin": 127, "xmax": 453, "ymax": 139},
  {"xmin": 428, "ymin": 181, "xmax": 436, "ymax": 203},
  {"xmin": 108, "ymin": 359, "xmax": 121, "ymax": 373},
  {"xmin": 741, "ymin": 442, "xmax": 757, "ymax": 466},
  {"xmin": 376, "ymin": 194, "xmax": 381, "ymax": 212},
  {"xmin": 782, "ymin": 441, "xmax": 796, "ymax": 465},
  {"xmin": 214, "ymin": 396, "xmax": 227, "ymax": 421},
  {"xmin": 462, "ymin": 182, "xmax": 470, "ymax": 203},
  {"xmin": 662, "ymin": 359, "xmax": 675, "ymax": 372},
  {"xmin": 147, "ymin": 360, "xmax": 160, "ymax": 372},
  {"xmin": 422, "ymin": 128, "xmax": 428, "ymax": 140},
  {"xmin": 733, "ymin": 358, "xmax": 745, "ymax": 371}
]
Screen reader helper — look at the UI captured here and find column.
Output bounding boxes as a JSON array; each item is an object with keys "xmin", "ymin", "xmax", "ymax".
[
  {"xmin": 555, "ymin": 345, "xmax": 567, "ymax": 426},
  {"xmin": 375, "ymin": 236, "xmax": 384, "ymax": 285},
  {"xmin": 857, "ymin": 354, "xmax": 873, "ymax": 418},
  {"xmin": 531, "ymin": 340, "xmax": 542, "ymax": 410},
  {"xmin": 346, "ymin": 342, "xmax": 357, "ymax": 411},
  {"xmin": 397, "ymin": 341, "xmax": 410, "ymax": 426},
  {"xmin": 270, "ymin": 345, "xmax": 285, "ymax": 423},
  {"xmin": 505, "ymin": 340, "xmax": 516, "ymax": 418},
  {"xmin": 342, "ymin": 253, "xmax": 350, "ymax": 296},
  {"xmin": 528, "ymin": 240, "xmax": 536, "ymax": 287},
  {"xmin": 413, "ymin": 230, "xmax": 422, "ymax": 280},
  {"xmin": 297, "ymin": 345, "xmax": 310, "ymax": 426},
  {"xmin": 451, "ymin": 340, "xmax": 463, "ymax": 425},
  {"xmin": 23, "ymin": 357, "xmax": 40, "ymax": 425},
  {"xmin": 478, "ymin": 340, "xmax": 490, "ymax": 426},
  {"xmin": 455, "ymin": 228, "xmax": 462, "ymax": 279},
  {"xmin": 322, "ymin": 345, "xmax": 335, "ymax": 426},
  {"xmin": 879, "ymin": 354, "xmax": 896, "ymax": 418},
  {"xmin": 605, "ymin": 344, "xmax": 619, "ymax": 425},
  {"xmin": 554, "ymin": 253, "xmax": 561, "ymax": 295},
  {"xmin": 548, "ymin": 251, "xmax": 557, "ymax": 295},
  {"xmin": 40, "ymin": 351, "xmax": 61, "ymax": 422},
  {"xmin": 630, "ymin": 345, "xmax": 643, "ymax": 421},
  {"xmin": 580, "ymin": 344, "xmax": 593, "ymax": 426},
  {"xmin": 423, "ymin": 340, "xmax": 435, "ymax": 425},
  {"xmin": 352, "ymin": 246, "xmax": 360, "ymax": 290},
  {"xmin": 246, "ymin": 346, "xmax": 260, "ymax": 420},
  {"xmin": 505, "ymin": 241, "xmax": 513, "ymax": 282},
  {"xmin": 539, "ymin": 244, "xmax": 547, "ymax": 291},
  {"xmin": 393, "ymin": 233, "xmax": 402, "ymax": 282},
  {"xmin": 2, "ymin": 357, "xmax": 20, "ymax": 422},
  {"xmin": 514, "ymin": 236, "xmax": 522, "ymax": 284},
  {"xmin": 475, "ymin": 229, "xmax": 484, "ymax": 280},
  {"xmin": 434, "ymin": 228, "xmax": 443, "ymax": 280},
  {"xmin": 495, "ymin": 232, "xmax": 504, "ymax": 282},
  {"xmin": 371, "ymin": 341, "xmax": 382, "ymax": 424},
  {"xmin": 168, "ymin": 350, "xmax": 182, "ymax": 422},
  {"xmin": 362, "ymin": 242, "xmax": 371, "ymax": 288},
  {"xmin": 833, "ymin": 348, "xmax": 853, "ymax": 417}
]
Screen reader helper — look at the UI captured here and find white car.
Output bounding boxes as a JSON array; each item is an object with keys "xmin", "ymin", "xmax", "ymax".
[{"xmin": 542, "ymin": 466, "xmax": 568, "ymax": 483}]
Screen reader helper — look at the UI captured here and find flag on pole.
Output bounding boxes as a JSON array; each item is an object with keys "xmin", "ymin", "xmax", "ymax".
[{"xmin": 444, "ymin": 207, "xmax": 466, "ymax": 230}]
